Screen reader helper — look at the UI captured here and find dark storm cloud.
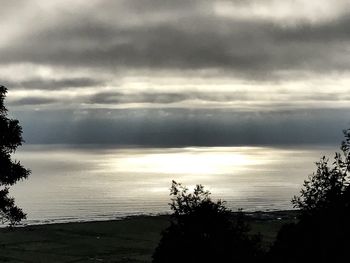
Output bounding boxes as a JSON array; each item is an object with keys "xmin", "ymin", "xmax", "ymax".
[
  {"xmin": 3, "ymin": 77, "xmax": 104, "ymax": 90},
  {"xmin": 1, "ymin": 21, "xmax": 266, "ymax": 72},
  {"xmin": 12, "ymin": 108, "xmax": 350, "ymax": 146},
  {"xmin": 274, "ymin": 15, "xmax": 350, "ymax": 42},
  {"xmin": 10, "ymin": 97, "xmax": 58, "ymax": 106},
  {"xmin": 1, "ymin": 1, "xmax": 350, "ymax": 79}
]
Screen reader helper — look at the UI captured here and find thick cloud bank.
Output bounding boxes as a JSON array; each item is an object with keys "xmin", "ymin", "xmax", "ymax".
[{"xmin": 1, "ymin": 0, "xmax": 350, "ymax": 145}]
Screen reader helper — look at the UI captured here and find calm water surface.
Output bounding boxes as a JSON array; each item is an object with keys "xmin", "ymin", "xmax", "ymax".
[{"xmin": 11, "ymin": 145, "xmax": 336, "ymax": 224}]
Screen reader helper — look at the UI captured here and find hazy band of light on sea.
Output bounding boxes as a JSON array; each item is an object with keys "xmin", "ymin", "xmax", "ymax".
[{"xmin": 11, "ymin": 144, "xmax": 336, "ymax": 225}]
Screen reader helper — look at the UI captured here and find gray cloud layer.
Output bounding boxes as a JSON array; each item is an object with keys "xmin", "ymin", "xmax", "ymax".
[
  {"xmin": 10, "ymin": 97, "xmax": 58, "ymax": 106},
  {"xmin": 1, "ymin": 1, "xmax": 350, "ymax": 79},
  {"xmin": 3, "ymin": 77, "xmax": 104, "ymax": 90},
  {"xmin": 90, "ymin": 91, "xmax": 250, "ymax": 105},
  {"xmin": 2, "ymin": 0, "xmax": 350, "ymax": 146}
]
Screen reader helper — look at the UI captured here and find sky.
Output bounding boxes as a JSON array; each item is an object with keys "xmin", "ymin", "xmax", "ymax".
[{"xmin": 1, "ymin": 0, "xmax": 350, "ymax": 146}]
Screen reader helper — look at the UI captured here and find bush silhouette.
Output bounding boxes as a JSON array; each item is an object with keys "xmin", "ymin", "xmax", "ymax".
[
  {"xmin": 152, "ymin": 181, "xmax": 262, "ymax": 263},
  {"xmin": 0, "ymin": 85, "xmax": 30, "ymax": 225},
  {"xmin": 270, "ymin": 129, "xmax": 350, "ymax": 262}
]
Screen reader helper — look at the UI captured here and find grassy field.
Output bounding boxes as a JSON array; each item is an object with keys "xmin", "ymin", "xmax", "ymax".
[{"xmin": 0, "ymin": 211, "xmax": 297, "ymax": 263}]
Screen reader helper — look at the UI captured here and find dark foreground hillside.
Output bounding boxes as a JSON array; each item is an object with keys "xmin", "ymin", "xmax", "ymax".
[{"xmin": 0, "ymin": 212, "xmax": 296, "ymax": 263}]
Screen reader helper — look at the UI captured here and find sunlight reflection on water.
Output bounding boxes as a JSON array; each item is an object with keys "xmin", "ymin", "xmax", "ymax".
[{"xmin": 11, "ymin": 145, "xmax": 336, "ymax": 224}]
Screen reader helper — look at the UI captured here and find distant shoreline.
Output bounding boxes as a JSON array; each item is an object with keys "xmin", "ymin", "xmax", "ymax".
[{"xmin": 9, "ymin": 209, "xmax": 299, "ymax": 228}]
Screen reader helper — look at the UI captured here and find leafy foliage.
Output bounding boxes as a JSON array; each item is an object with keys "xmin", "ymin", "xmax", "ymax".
[
  {"xmin": 292, "ymin": 130, "xmax": 350, "ymax": 215},
  {"xmin": 152, "ymin": 181, "xmax": 262, "ymax": 263},
  {"xmin": 0, "ymin": 85, "xmax": 30, "ymax": 225},
  {"xmin": 270, "ymin": 129, "xmax": 350, "ymax": 262}
]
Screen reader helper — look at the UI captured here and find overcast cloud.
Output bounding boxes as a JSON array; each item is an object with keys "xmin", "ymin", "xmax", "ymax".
[{"xmin": 1, "ymin": 0, "xmax": 350, "ymax": 146}]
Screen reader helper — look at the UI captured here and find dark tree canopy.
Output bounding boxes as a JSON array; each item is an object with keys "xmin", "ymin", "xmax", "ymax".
[
  {"xmin": 0, "ymin": 85, "xmax": 30, "ymax": 225},
  {"xmin": 291, "ymin": 129, "xmax": 350, "ymax": 220},
  {"xmin": 152, "ymin": 181, "xmax": 262, "ymax": 263},
  {"xmin": 270, "ymin": 129, "xmax": 350, "ymax": 262}
]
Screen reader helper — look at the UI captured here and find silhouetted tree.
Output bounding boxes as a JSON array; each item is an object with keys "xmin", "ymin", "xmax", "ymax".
[
  {"xmin": 0, "ymin": 85, "xmax": 30, "ymax": 225},
  {"xmin": 270, "ymin": 129, "xmax": 350, "ymax": 262},
  {"xmin": 152, "ymin": 181, "xmax": 262, "ymax": 263}
]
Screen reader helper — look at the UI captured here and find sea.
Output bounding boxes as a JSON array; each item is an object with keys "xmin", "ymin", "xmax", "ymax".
[{"xmin": 10, "ymin": 144, "xmax": 337, "ymax": 225}]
